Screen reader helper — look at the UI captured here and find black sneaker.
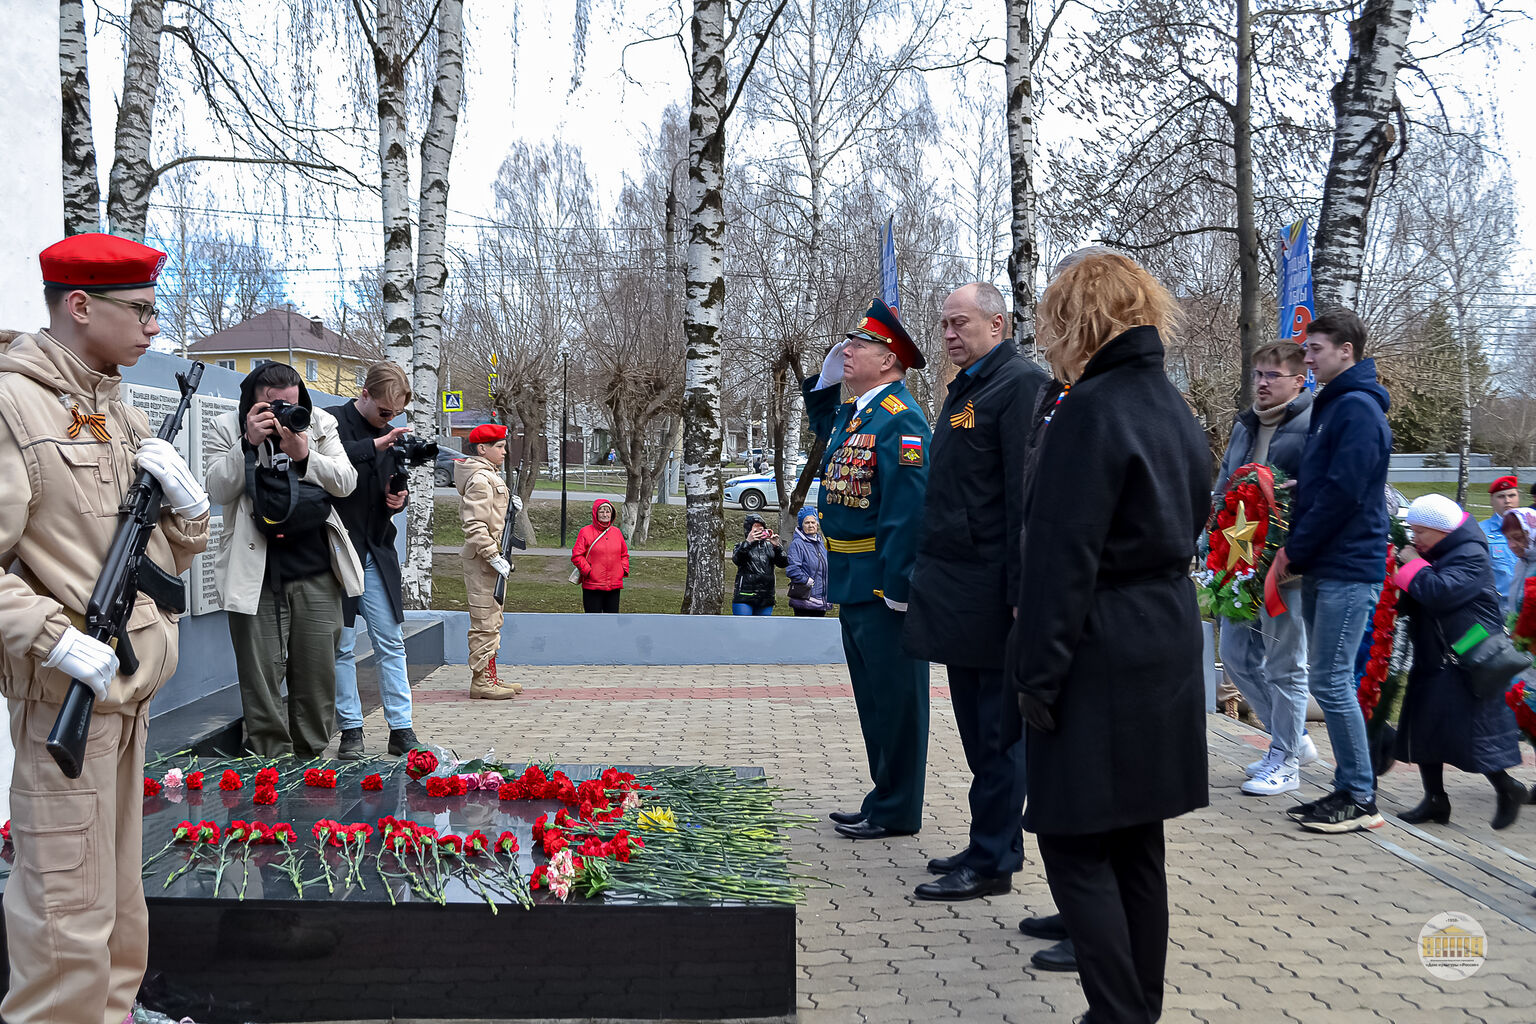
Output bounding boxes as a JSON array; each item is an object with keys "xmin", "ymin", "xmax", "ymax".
[
  {"xmin": 337, "ymin": 727, "xmax": 365, "ymax": 761},
  {"xmin": 1296, "ymin": 790, "xmax": 1383, "ymax": 833},
  {"xmin": 387, "ymin": 727, "xmax": 421, "ymax": 756},
  {"xmin": 1285, "ymin": 794, "xmax": 1325, "ymax": 819}
]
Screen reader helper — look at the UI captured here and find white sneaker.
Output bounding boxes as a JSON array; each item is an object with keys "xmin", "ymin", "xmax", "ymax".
[
  {"xmin": 1296, "ymin": 734, "xmax": 1320, "ymax": 767},
  {"xmin": 1245, "ymin": 747, "xmax": 1281, "ymax": 778},
  {"xmin": 1242, "ymin": 759, "xmax": 1301, "ymax": 795}
]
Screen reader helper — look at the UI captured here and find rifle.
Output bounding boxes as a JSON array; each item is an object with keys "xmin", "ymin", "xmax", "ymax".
[
  {"xmin": 491, "ymin": 499, "xmax": 527, "ymax": 606},
  {"xmin": 47, "ymin": 362, "xmax": 205, "ymax": 778}
]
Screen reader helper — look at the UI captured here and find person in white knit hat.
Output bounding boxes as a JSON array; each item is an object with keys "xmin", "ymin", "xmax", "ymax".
[{"xmin": 1391, "ymin": 493, "xmax": 1527, "ymax": 830}]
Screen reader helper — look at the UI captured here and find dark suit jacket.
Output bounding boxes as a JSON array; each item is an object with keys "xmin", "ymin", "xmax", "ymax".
[{"xmin": 903, "ymin": 341, "xmax": 1046, "ymax": 668}]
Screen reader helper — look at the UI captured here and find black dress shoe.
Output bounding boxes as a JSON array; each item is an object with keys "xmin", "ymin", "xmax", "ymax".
[
  {"xmin": 1017, "ymin": 912, "xmax": 1069, "ymax": 941},
  {"xmin": 1398, "ymin": 792, "xmax": 1450, "ymax": 825},
  {"xmin": 828, "ymin": 810, "xmax": 867, "ymax": 826},
  {"xmin": 913, "ymin": 866, "xmax": 1011, "ymax": 901},
  {"xmin": 926, "ymin": 850, "xmax": 969, "ymax": 875},
  {"xmin": 834, "ymin": 820, "xmax": 917, "ymax": 840},
  {"xmin": 1030, "ymin": 938, "xmax": 1077, "ymax": 972}
]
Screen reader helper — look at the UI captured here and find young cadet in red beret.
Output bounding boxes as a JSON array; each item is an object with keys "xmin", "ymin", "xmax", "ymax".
[
  {"xmin": 455, "ymin": 423, "xmax": 521, "ymax": 698},
  {"xmin": 0, "ymin": 234, "xmax": 210, "ymax": 1024},
  {"xmin": 1483, "ymin": 475, "xmax": 1522, "ymax": 608}
]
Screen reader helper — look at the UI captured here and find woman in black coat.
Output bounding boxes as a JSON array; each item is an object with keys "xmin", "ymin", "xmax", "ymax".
[
  {"xmin": 1392, "ymin": 494, "xmax": 1526, "ymax": 829},
  {"xmin": 1006, "ymin": 250, "xmax": 1211, "ymax": 1024}
]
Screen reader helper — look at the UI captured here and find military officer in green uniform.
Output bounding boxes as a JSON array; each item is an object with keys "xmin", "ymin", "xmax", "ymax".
[{"xmin": 803, "ymin": 297, "xmax": 932, "ymax": 840}]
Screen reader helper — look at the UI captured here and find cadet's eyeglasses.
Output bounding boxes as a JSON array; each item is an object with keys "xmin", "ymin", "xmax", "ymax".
[
  {"xmin": 86, "ymin": 292, "xmax": 158, "ymax": 325},
  {"xmin": 1251, "ymin": 370, "xmax": 1301, "ymax": 383}
]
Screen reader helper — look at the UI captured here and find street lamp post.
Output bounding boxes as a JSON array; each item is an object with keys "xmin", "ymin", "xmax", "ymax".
[{"xmin": 559, "ymin": 345, "xmax": 570, "ymax": 548}]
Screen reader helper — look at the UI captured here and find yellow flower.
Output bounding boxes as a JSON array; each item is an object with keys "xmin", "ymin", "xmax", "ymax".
[{"xmin": 637, "ymin": 807, "xmax": 678, "ymax": 832}]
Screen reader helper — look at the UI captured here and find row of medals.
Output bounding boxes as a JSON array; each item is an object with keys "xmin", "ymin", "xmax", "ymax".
[{"xmin": 827, "ymin": 432, "xmax": 875, "ymax": 508}]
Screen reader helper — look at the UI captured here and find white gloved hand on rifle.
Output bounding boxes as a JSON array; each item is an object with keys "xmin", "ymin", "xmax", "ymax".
[
  {"xmin": 489, "ymin": 555, "xmax": 512, "ymax": 578},
  {"xmin": 134, "ymin": 437, "xmax": 210, "ymax": 518},
  {"xmin": 816, "ymin": 340, "xmax": 849, "ymax": 389},
  {"xmin": 512, "ymin": 493, "xmax": 524, "ymax": 512},
  {"xmin": 43, "ymin": 627, "xmax": 120, "ymax": 701}
]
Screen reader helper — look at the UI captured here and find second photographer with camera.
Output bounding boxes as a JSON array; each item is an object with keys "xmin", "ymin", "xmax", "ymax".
[
  {"xmin": 328, "ymin": 362, "xmax": 429, "ymax": 759},
  {"xmin": 206, "ymin": 361, "xmax": 362, "ymax": 758}
]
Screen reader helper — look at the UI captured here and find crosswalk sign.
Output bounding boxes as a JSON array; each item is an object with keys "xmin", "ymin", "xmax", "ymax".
[{"xmin": 442, "ymin": 390, "xmax": 463, "ymax": 413}]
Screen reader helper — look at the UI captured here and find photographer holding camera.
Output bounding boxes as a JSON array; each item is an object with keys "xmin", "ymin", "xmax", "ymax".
[
  {"xmin": 327, "ymin": 362, "xmax": 429, "ymax": 758},
  {"xmin": 206, "ymin": 361, "xmax": 362, "ymax": 757}
]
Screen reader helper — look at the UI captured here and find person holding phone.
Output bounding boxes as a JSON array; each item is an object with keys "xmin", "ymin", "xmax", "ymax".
[{"xmin": 732, "ymin": 513, "xmax": 788, "ymax": 615}]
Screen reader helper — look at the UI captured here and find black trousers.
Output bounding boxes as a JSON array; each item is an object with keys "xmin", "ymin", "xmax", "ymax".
[
  {"xmin": 947, "ymin": 665, "xmax": 1027, "ymax": 874},
  {"xmin": 1036, "ymin": 821, "xmax": 1167, "ymax": 1024},
  {"xmin": 582, "ymin": 588, "xmax": 622, "ymax": 613}
]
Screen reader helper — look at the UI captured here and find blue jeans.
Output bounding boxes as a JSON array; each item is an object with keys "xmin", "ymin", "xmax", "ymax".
[
  {"xmin": 1301, "ymin": 577, "xmax": 1379, "ymax": 803},
  {"xmin": 732, "ymin": 603, "xmax": 774, "ymax": 616},
  {"xmin": 1219, "ymin": 581, "xmax": 1308, "ymax": 759},
  {"xmin": 334, "ymin": 555, "xmax": 413, "ymax": 730}
]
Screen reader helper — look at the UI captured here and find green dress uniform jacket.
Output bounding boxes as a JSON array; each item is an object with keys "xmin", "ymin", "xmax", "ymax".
[{"xmin": 804, "ymin": 374, "xmax": 932, "ymax": 833}]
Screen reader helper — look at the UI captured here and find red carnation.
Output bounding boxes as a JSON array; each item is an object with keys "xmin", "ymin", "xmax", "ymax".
[
  {"xmin": 359, "ymin": 773, "xmax": 382, "ymax": 791},
  {"xmin": 255, "ymin": 767, "xmax": 279, "ymax": 787},
  {"xmin": 144, "ymin": 777, "xmax": 161, "ymax": 797},
  {"xmin": 425, "ymin": 776, "xmax": 451, "ymax": 797},
  {"xmin": 186, "ymin": 771, "xmax": 204, "ymax": 790},
  {"xmin": 253, "ymin": 784, "xmax": 277, "ymax": 805},
  {"xmin": 0, "ymin": 820, "xmax": 9, "ymax": 844},
  {"xmin": 272, "ymin": 823, "xmax": 298, "ymax": 844},
  {"xmin": 304, "ymin": 768, "xmax": 337, "ymax": 789},
  {"xmin": 495, "ymin": 830, "xmax": 519, "ymax": 855},
  {"xmin": 439, "ymin": 834, "xmax": 464, "ymax": 854},
  {"xmin": 218, "ymin": 770, "xmax": 242, "ymax": 791}
]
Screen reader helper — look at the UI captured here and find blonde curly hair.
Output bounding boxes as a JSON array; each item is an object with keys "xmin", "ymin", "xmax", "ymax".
[{"xmin": 1037, "ymin": 250, "xmax": 1180, "ymax": 383}]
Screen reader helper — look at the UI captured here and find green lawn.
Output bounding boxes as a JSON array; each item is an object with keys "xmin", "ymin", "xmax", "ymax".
[
  {"xmin": 434, "ymin": 499, "xmax": 776, "ymax": 552},
  {"xmin": 430, "ymin": 553, "xmax": 818, "ymax": 616},
  {"xmin": 1393, "ymin": 482, "xmax": 1496, "ymax": 521}
]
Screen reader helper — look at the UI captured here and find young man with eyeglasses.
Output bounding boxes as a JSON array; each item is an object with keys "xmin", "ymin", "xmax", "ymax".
[
  {"xmin": 1211, "ymin": 342, "xmax": 1318, "ymax": 797},
  {"xmin": 0, "ymin": 234, "xmax": 210, "ymax": 1024}
]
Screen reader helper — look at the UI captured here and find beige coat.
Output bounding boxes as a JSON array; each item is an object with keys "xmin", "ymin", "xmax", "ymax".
[
  {"xmin": 456, "ymin": 456, "xmax": 509, "ymax": 563},
  {"xmin": 204, "ymin": 405, "xmax": 363, "ymax": 615},
  {"xmin": 0, "ymin": 331, "xmax": 209, "ymax": 710}
]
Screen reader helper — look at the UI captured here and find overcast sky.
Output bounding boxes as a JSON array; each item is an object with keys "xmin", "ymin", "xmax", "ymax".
[{"xmin": 78, "ymin": 1, "xmax": 1536, "ymax": 322}]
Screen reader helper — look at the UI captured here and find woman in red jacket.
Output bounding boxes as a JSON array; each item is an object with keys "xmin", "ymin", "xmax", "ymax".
[{"xmin": 571, "ymin": 499, "xmax": 630, "ymax": 612}]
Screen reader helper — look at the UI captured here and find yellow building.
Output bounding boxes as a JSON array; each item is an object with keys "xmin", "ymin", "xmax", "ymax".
[
  {"xmin": 188, "ymin": 308, "xmax": 376, "ymax": 396},
  {"xmin": 1421, "ymin": 924, "xmax": 1484, "ymax": 959}
]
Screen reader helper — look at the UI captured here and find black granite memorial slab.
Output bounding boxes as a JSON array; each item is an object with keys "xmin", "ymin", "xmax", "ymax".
[{"xmin": 0, "ymin": 764, "xmax": 797, "ymax": 1023}]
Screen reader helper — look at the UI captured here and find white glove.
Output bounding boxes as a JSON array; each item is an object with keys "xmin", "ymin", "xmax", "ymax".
[
  {"xmin": 816, "ymin": 340, "xmax": 848, "ymax": 389},
  {"xmin": 512, "ymin": 493, "xmax": 524, "ymax": 512},
  {"xmin": 884, "ymin": 596, "xmax": 908, "ymax": 613},
  {"xmin": 135, "ymin": 438, "xmax": 210, "ymax": 518},
  {"xmin": 489, "ymin": 555, "xmax": 512, "ymax": 578},
  {"xmin": 43, "ymin": 627, "xmax": 120, "ymax": 701}
]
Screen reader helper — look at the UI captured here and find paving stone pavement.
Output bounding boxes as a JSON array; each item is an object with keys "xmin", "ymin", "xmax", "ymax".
[{"xmin": 333, "ymin": 663, "xmax": 1536, "ymax": 1024}]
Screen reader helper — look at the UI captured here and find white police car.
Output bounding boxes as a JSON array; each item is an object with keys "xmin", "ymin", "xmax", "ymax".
[{"xmin": 724, "ymin": 470, "xmax": 822, "ymax": 511}]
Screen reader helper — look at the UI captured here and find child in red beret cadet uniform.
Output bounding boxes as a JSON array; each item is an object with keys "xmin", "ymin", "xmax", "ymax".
[
  {"xmin": 0, "ymin": 234, "xmax": 210, "ymax": 1024},
  {"xmin": 1483, "ymin": 474, "xmax": 1522, "ymax": 611},
  {"xmin": 455, "ymin": 423, "xmax": 521, "ymax": 698}
]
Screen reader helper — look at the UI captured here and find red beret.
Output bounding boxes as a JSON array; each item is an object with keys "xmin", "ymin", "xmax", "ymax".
[
  {"xmin": 467, "ymin": 423, "xmax": 506, "ymax": 445},
  {"xmin": 1490, "ymin": 476, "xmax": 1519, "ymax": 494},
  {"xmin": 40, "ymin": 233, "xmax": 167, "ymax": 290}
]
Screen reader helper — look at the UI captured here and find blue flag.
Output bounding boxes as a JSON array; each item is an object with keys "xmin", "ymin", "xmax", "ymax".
[
  {"xmin": 1278, "ymin": 221, "xmax": 1314, "ymax": 343},
  {"xmin": 880, "ymin": 216, "xmax": 899, "ymax": 315}
]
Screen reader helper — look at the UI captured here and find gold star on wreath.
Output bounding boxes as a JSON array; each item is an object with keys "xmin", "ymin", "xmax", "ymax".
[{"xmin": 1223, "ymin": 503, "xmax": 1261, "ymax": 570}]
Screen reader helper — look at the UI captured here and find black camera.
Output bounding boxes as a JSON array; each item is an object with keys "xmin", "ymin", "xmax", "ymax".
[
  {"xmin": 387, "ymin": 434, "xmax": 440, "ymax": 493},
  {"xmin": 267, "ymin": 399, "xmax": 310, "ymax": 433}
]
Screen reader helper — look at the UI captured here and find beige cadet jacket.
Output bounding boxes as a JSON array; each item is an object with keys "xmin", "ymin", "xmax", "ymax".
[
  {"xmin": 455, "ymin": 456, "xmax": 508, "ymax": 563},
  {"xmin": 204, "ymin": 405, "xmax": 363, "ymax": 615},
  {"xmin": 0, "ymin": 331, "xmax": 210, "ymax": 710}
]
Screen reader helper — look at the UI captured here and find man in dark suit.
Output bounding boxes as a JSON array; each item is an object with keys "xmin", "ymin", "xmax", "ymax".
[
  {"xmin": 804, "ymin": 297, "xmax": 932, "ymax": 840},
  {"xmin": 904, "ymin": 282, "xmax": 1046, "ymax": 900}
]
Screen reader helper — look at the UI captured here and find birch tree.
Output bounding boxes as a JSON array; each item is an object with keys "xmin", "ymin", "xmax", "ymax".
[
  {"xmin": 401, "ymin": 0, "xmax": 464, "ymax": 608},
  {"xmin": 60, "ymin": 0, "xmax": 360, "ymax": 240},
  {"xmin": 1004, "ymin": 0, "xmax": 1036, "ymax": 349},
  {"xmin": 680, "ymin": 0, "xmax": 789, "ymax": 614},
  {"xmin": 1310, "ymin": 0, "xmax": 1415, "ymax": 312}
]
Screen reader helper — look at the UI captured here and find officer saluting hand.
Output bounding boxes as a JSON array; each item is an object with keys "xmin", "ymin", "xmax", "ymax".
[
  {"xmin": 803, "ymin": 297, "xmax": 932, "ymax": 840},
  {"xmin": 0, "ymin": 234, "xmax": 209, "ymax": 1024}
]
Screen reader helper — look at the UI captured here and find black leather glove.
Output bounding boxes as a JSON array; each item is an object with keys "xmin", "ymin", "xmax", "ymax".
[{"xmin": 1017, "ymin": 692, "xmax": 1057, "ymax": 733}]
